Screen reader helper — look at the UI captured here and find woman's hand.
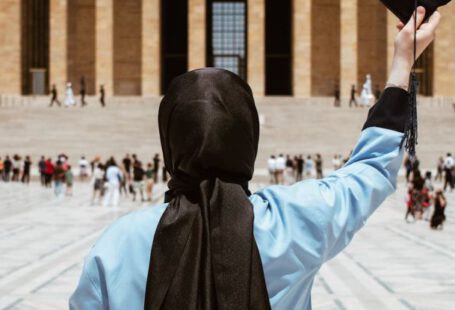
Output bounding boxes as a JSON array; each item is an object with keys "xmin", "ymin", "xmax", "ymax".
[{"xmin": 387, "ymin": 7, "xmax": 441, "ymax": 89}]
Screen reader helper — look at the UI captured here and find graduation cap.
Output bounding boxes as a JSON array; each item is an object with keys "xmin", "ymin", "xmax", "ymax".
[
  {"xmin": 381, "ymin": 0, "xmax": 450, "ymax": 23},
  {"xmin": 380, "ymin": 0, "xmax": 451, "ymax": 156}
]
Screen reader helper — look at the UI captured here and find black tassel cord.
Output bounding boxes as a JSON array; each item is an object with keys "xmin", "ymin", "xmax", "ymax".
[{"xmin": 405, "ymin": 0, "xmax": 419, "ymax": 156}]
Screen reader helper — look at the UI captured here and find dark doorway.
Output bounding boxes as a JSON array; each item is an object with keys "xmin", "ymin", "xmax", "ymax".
[
  {"xmin": 207, "ymin": 0, "xmax": 247, "ymax": 80},
  {"xmin": 114, "ymin": 0, "xmax": 142, "ymax": 95},
  {"xmin": 161, "ymin": 0, "xmax": 188, "ymax": 94},
  {"xmin": 67, "ymin": 0, "xmax": 96, "ymax": 95},
  {"xmin": 311, "ymin": 0, "xmax": 340, "ymax": 96},
  {"xmin": 21, "ymin": 0, "xmax": 50, "ymax": 95},
  {"xmin": 265, "ymin": 0, "xmax": 292, "ymax": 95},
  {"xmin": 415, "ymin": 44, "xmax": 434, "ymax": 96}
]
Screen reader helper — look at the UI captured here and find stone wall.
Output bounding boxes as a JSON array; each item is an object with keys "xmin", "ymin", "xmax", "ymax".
[
  {"xmin": 67, "ymin": 0, "xmax": 95, "ymax": 94},
  {"xmin": 311, "ymin": 0, "xmax": 340, "ymax": 96},
  {"xmin": 0, "ymin": 0, "xmax": 21, "ymax": 94},
  {"xmin": 357, "ymin": 0, "xmax": 387, "ymax": 94},
  {"xmin": 113, "ymin": 0, "xmax": 142, "ymax": 95},
  {"xmin": 4, "ymin": 0, "xmax": 455, "ymax": 97}
]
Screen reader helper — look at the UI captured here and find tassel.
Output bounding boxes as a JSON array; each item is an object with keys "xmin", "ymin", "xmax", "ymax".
[
  {"xmin": 405, "ymin": 73, "xmax": 418, "ymax": 156},
  {"xmin": 405, "ymin": 0, "xmax": 419, "ymax": 156}
]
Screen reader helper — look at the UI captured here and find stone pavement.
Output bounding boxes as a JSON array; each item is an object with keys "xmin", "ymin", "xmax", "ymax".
[{"xmin": 0, "ymin": 181, "xmax": 454, "ymax": 310}]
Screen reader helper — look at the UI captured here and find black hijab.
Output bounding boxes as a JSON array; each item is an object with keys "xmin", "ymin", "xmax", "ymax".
[{"xmin": 144, "ymin": 68, "xmax": 271, "ymax": 310}]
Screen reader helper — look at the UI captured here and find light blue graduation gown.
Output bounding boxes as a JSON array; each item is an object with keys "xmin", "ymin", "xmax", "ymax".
[{"xmin": 70, "ymin": 88, "xmax": 408, "ymax": 309}]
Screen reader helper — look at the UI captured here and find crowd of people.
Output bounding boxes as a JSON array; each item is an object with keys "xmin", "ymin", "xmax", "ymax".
[
  {"xmin": 267, "ymin": 153, "xmax": 348, "ymax": 185},
  {"xmin": 0, "ymin": 153, "xmax": 166, "ymax": 207},
  {"xmin": 403, "ymin": 153, "xmax": 451, "ymax": 230},
  {"xmin": 265, "ymin": 152, "xmax": 451, "ymax": 231},
  {"xmin": 1, "ymin": 151, "xmax": 451, "ymax": 227}
]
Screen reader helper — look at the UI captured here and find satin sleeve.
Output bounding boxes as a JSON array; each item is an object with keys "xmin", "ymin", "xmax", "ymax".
[
  {"xmin": 253, "ymin": 87, "xmax": 409, "ymax": 268},
  {"xmin": 69, "ymin": 257, "xmax": 105, "ymax": 310}
]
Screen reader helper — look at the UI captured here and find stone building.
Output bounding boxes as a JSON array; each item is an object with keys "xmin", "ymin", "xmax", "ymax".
[{"xmin": 1, "ymin": 0, "xmax": 454, "ymax": 98}]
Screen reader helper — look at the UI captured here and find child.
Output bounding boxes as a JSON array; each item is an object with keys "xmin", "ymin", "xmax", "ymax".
[{"xmin": 65, "ymin": 165, "xmax": 74, "ymax": 196}]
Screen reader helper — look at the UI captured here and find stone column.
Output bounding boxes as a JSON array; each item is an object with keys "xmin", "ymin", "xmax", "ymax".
[
  {"xmin": 293, "ymin": 0, "xmax": 311, "ymax": 97},
  {"xmin": 248, "ymin": 0, "xmax": 265, "ymax": 96},
  {"xmin": 386, "ymin": 11, "xmax": 397, "ymax": 77},
  {"xmin": 188, "ymin": 0, "xmax": 206, "ymax": 70},
  {"xmin": 0, "ymin": 0, "xmax": 20, "ymax": 94},
  {"xmin": 50, "ymin": 0, "xmax": 67, "ymax": 92},
  {"xmin": 340, "ymin": 0, "xmax": 357, "ymax": 99},
  {"xmin": 142, "ymin": 0, "xmax": 160, "ymax": 96},
  {"xmin": 434, "ymin": 2, "xmax": 455, "ymax": 97},
  {"xmin": 96, "ymin": 0, "xmax": 114, "ymax": 96}
]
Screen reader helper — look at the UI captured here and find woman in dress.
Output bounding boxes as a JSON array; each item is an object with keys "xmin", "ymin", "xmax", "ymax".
[
  {"xmin": 431, "ymin": 190, "xmax": 447, "ymax": 229},
  {"xmin": 64, "ymin": 82, "xmax": 75, "ymax": 107},
  {"xmin": 70, "ymin": 7, "xmax": 441, "ymax": 310}
]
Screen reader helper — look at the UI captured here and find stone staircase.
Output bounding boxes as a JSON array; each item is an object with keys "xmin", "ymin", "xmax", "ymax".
[{"xmin": 0, "ymin": 95, "xmax": 454, "ymax": 172}]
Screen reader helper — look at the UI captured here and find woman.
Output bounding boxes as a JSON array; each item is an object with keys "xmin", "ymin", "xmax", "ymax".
[
  {"xmin": 64, "ymin": 82, "xmax": 75, "ymax": 107},
  {"xmin": 102, "ymin": 158, "xmax": 123, "ymax": 208},
  {"xmin": 65, "ymin": 165, "xmax": 74, "ymax": 196},
  {"xmin": 70, "ymin": 7, "xmax": 440, "ymax": 310},
  {"xmin": 435, "ymin": 156, "xmax": 444, "ymax": 182},
  {"xmin": 53, "ymin": 160, "xmax": 66, "ymax": 197},
  {"xmin": 21, "ymin": 155, "xmax": 32, "ymax": 184},
  {"xmin": 145, "ymin": 163, "xmax": 155, "ymax": 202},
  {"xmin": 11, "ymin": 154, "xmax": 21, "ymax": 182},
  {"xmin": 91, "ymin": 163, "xmax": 105, "ymax": 205},
  {"xmin": 431, "ymin": 190, "xmax": 447, "ymax": 229}
]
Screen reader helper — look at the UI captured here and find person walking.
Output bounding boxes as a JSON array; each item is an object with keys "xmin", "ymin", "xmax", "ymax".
[
  {"xmin": 145, "ymin": 163, "xmax": 155, "ymax": 202},
  {"xmin": 44, "ymin": 158, "xmax": 55, "ymax": 188},
  {"xmin": 38, "ymin": 156, "xmax": 46, "ymax": 186},
  {"xmin": 296, "ymin": 155, "xmax": 304, "ymax": 181},
  {"xmin": 49, "ymin": 84, "xmax": 61, "ymax": 107},
  {"xmin": 3, "ymin": 155, "xmax": 12, "ymax": 182},
  {"xmin": 267, "ymin": 155, "xmax": 276, "ymax": 184},
  {"xmin": 304, "ymin": 155, "xmax": 314, "ymax": 178},
  {"xmin": 79, "ymin": 156, "xmax": 89, "ymax": 181},
  {"xmin": 285, "ymin": 155, "xmax": 295, "ymax": 184},
  {"xmin": 91, "ymin": 163, "xmax": 105, "ymax": 205},
  {"xmin": 275, "ymin": 154, "xmax": 285, "ymax": 184},
  {"xmin": 132, "ymin": 161, "xmax": 146, "ymax": 202},
  {"xmin": 11, "ymin": 154, "xmax": 21, "ymax": 182},
  {"xmin": 65, "ymin": 165, "xmax": 74, "ymax": 196},
  {"xmin": 64, "ymin": 82, "xmax": 76, "ymax": 107},
  {"xmin": 80, "ymin": 76, "xmax": 87, "ymax": 107},
  {"xmin": 71, "ymin": 8, "xmax": 441, "ymax": 309},
  {"xmin": 435, "ymin": 156, "xmax": 444, "ymax": 182},
  {"xmin": 99, "ymin": 85, "xmax": 106, "ymax": 107},
  {"xmin": 21, "ymin": 155, "xmax": 32, "ymax": 184},
  {"xmin": 315, "ymin": 154, "xmax": 323, "ymax": 179},
  {"xmin": 430, "ymin": 190, "xmax": 447, "ymax": 230},
  {"xmin": 122, "ymin": 154, "xmax": 132, "ymax": 180},
  {"xmin": 443, "ymin": 153, "xmax": 454, "ymax": 191},
  {"xmin": 153, "ymin": 154, "xmax": 160, "ymax": 183},
  {"xmin": 334, "ymin": 85, "xmax": 341, "ymax": 107},
  {"xmin": 53, "ymin": 161, "xmax": 66, "ymax": 197},
  {"xmin": 103, "ymin": 158, "xmax": 123, "ymax": 208},
  {"xmin": 349, "ymin": 84, "xmax": 358, "ymax": 107}
]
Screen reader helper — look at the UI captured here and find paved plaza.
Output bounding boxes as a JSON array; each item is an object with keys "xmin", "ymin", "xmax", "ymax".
[{"xmin": 0, "ymin": 180, "xmax": 454, "ymax": 310}]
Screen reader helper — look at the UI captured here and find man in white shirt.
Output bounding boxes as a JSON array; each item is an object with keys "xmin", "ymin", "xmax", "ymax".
[
  {"xmin": 103, "ymin": 158, "xmax": 123, "ymax": 207},
  {"xmin": 79, "ymin": 156, "xmax": 89, "ymax": 181},
  {"xmin": 444, "ymin": 153, "xmax": 454, "ymax": 191}
]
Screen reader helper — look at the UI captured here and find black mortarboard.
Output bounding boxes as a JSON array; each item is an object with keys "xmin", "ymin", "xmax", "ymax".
[
  {"xmin": 380, "ymin": 0, "xmax": 451, "ymax": 23},
  {"xmin": 380, "ymin": 0, "xmax": 451, "ymax": 156}
]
